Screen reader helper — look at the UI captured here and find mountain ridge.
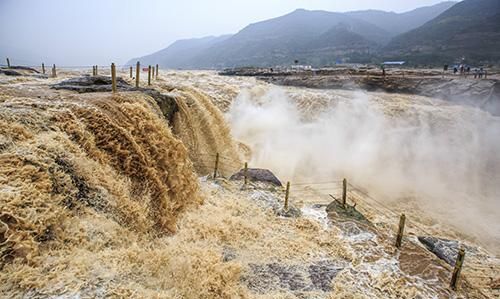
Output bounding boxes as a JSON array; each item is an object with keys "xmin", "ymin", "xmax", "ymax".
[
  {"xmin": 346, "ymin": 1, "xmax": 457, "ymax": 36},
  {"xmin": 385, "ymin": 0, "xmax": 500, "ymax": 65},
  {"xmin": 127, "ymin": 1, "xmax": 500, "ymax": 69}
]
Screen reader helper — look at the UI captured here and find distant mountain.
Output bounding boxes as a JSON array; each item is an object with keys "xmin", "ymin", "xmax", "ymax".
[
  {"xmin": 346, "ymin": 1, "xmax": 456, "ymax": 36},
  {"xmin": 129, "ymin": 1, "xmax": 498, "ymax": 69},
  {"xmin": 126, "ymin": 35, "xmax": 232, "ymax": 69},
  {"xmin": 385, "ymin": 0, "xmax": 500, "ymax": 65},
  {"xmin": 186, "ymin": 9, "xmax": 389, "ymax": 68}
]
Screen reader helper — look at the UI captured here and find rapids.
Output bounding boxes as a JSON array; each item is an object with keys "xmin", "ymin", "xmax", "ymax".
[
  {"xmin": 0, "ymin": 69, "xmax": 498, "ymax": 298},
  {"xmin": 164, "ymin": 71, "xmax": 500, "ymax": 254}
]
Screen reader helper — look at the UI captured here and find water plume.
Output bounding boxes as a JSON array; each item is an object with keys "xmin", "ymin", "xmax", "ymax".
[{"xmin": 229, "ymin": 86, "xmax": 500, "ymax": 252}]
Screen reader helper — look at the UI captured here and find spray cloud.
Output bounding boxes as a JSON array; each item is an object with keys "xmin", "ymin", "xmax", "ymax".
[{"xmin": 229, "ymin": 86, "xmax": 500, "ymax": 251}]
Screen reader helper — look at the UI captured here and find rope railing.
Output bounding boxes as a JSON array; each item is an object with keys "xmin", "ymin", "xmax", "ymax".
[
  {"xmin": 193, "ymin": 158, "xmax": 241, "ymax": 169},
  {"xmin": 1, "ymin": 57, "xmax": 161, "ymax": 85},
  {"xmin": 291, "ymin": 180, "xmax": 342, "ymax": 186},
  {"xmin": 345, "ymin": 180, "xmax": 499, "ymax": 291},
  {"xmin": 0, "ymin": 58, "xmax": 134, "ymax": 69}
]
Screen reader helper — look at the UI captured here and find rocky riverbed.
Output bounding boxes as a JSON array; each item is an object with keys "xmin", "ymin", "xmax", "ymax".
[{"xmin": 220, "ymin": 67, "xmax": 500, "ymax": 116}]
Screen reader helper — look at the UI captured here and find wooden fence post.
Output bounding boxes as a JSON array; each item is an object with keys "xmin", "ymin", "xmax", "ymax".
[
  {"xmin": 395, "ymin": 214, "xmax": 406, "ymax": 248},
  {"xmin": 450, "ymin": 248, "xmax": 465, "ymax": 290},
  {"xmin": 130, "ymin": 66, "xmax": 132, "ymax": 78},
  {"xmin": 213, "ymin": 153, "xmax": 219, "ymax": 178},
  {"xmin": 284, "ymin": 181, "xmax": 290, "ymax": 210},
  {"xmin": 95, "ymin": 65, "xmax": 98, "ymax": 75},
  {"xmin": 148, "ymin": 65, "xmax": 151, "ymax": 86},
  {"xmin": 342, "ymin": 178, "xmax": 347, "ymax": 207},
  {"xmin": 111, "ymin": 63, "xmax": 116, "ymax": 93},
  {"xmin": 52, "ymin": 64, "xmax": 57, "ymax": 78},
  {"xmin": 42, "ymin": 63, "xmax": 45, "ymax": 74},
  {"xmin": 135, "ymin": 62, "xmax": 140, "ymax": 87},
  {"xmin": 6, "ymin": 58, "xmax": 10, "ymax": 68},
  {"xmin": 155, "ymin": 64, "xmax": 159, "ymax": 79},
  {"xmin": 92, "ymin": 66, "xmax": 95, "ymax": 76},
  {"xmin": 244, "ymin": 162, "xmax": 248, "ymax": 185}
]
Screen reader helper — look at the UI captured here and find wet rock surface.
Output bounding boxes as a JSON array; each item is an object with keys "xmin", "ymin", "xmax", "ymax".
[
  {"xmin": 276, "ymin": 206, "xmax": 302, "ymax": 218},
  {"xmin": 243, "ymin": 260, "xmax": 345, "ymax": 294},
  {"xmin": 230, "ymin": 168, "xmax": 282, "ymax": 186},
  {"xmin": 51, "ymin": 75, "xmax": 130, "ymax": 92},
  {"xmin": 222, "ymin": 246, "xmax": 237, "ymax": 262},
  {"xmin": 0, "ymin": 66, "xmax": 46, "ymax": 78},
  {"xmin": 417, "ymin": 236, "xmax": 463, "ymax": 266},
  {"xmin": 0, "ymin": 68, "xmax": 23, "ymax": 76},
  {"xmin": 51, "ymin": 76, "xmax": 179, "ymax": 124},
  {"xmin": 308, "ymin": 261, "xmax": 345, "ymax": 292},
  {"xmin": 326, "ymin": 199, "xmax": 370, "ymax": 224}
]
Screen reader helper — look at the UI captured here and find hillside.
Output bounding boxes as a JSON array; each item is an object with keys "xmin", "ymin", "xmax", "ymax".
[
  {"xmin": 187, "ymin": 9, "xmax": 388, "ymax": 68},
  {"xmin": 346, "ymin": 1, "xmax": 456, "ymax": 36},
  {"xmin": 385, "ymin": 0, "xmax": 500, "ymax": 65},
  {"xmin": 127, "ymin": 35, "xmax": 232, "ymax": 69},
  {"xmin": 130, "ymin": 2, "xmax": 455, "ymax": 69}
]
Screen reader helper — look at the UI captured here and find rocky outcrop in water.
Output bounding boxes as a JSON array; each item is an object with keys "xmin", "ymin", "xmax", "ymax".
[
  {"xmin": 326, "ymin": 199, "xmax": 370, "ymax": 224},
  {"xmin": 243, "ymin": 260, "xmax": 346, "ymax": 294},
  {"xmin": 417, "ymin": 236, "xmax": 464, "ymax": 266},
  {"xmin": 0, "ymin": 66, "xmax": 46, "ymax": 78},
  {"xmin": 230, "ymin": 168, "xmax": 282, "ymax": 186},
  {"xmin": 222, "ymin": 67, "xmax": 500, "ymax": 116},
  {"xmin": 51, "ymin": 75, "xmax": 130, "ymax": 92}
]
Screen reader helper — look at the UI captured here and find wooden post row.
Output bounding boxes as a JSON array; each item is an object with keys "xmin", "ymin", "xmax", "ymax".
[
  {"xmin": 395, "ymin": 214, "xmax": 406, "ymax": 248},
  {"xmin": 450, "ymin": 248, "xmax": 465, "ymax": 290},
  {"xmin": 135, "ymin": 61, "xmax": 140, "ymax": 87},
  {"xmin": 244, "ymin": 162, "xmax": 248, "ymax": 185},
  {"xmin": 111, "ymin": 63, "xmax": 116, "ymax": 93},
  {"xmin": 148, "ymin": 65, "xmax": 151, "ymax": 86},
  {"xmin": 213, "ymin": 153, "xmax": 219, "ymax": 178},
  {"xmin": 342, "ymin": 178, "xmax": 347, "ymax": 207},
  {"xmin": 284, "ymin": 181, "xmax": 290, "ymax": 210}
]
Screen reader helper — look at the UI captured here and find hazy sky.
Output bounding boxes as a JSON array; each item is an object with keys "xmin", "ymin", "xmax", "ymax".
[{"xmin": 0, "ymin": 0, "xmax": 456, "ymax": 66}]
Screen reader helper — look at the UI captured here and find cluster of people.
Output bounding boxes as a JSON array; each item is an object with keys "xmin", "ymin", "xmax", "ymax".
[
  {"xmin": 449, "ymin": 64, "xmax": 487, "ymax": 79},
  {"xmin": 473, "ymin": 67, "xmax": 487, "ymax": 79}
]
